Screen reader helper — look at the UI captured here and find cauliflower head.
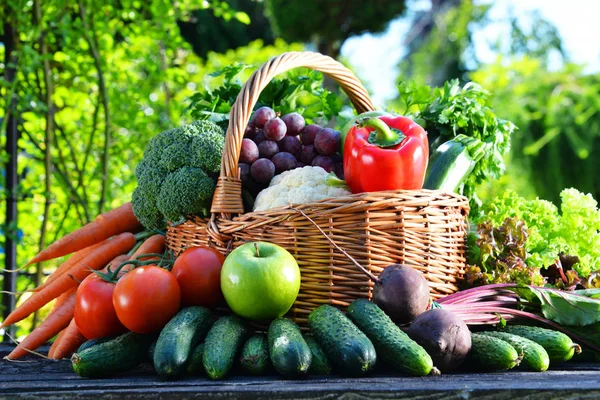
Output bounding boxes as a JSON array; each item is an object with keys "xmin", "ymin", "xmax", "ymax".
[{"xmin": 253, "ymin": 166, "xmax": 351, "ymax": 212}]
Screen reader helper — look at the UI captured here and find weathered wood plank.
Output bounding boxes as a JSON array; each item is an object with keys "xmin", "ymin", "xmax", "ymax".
[{"xmin": 1, "ymin": 344, "xmax": 599, "ymax": 399}]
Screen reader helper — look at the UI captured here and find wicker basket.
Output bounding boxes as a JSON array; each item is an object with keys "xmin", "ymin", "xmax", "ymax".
[{"xmin": 166, "ymin": 51, "xmax": 469, "ymax": 325}]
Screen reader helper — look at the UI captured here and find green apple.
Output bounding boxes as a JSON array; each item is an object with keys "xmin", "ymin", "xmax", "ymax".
[{"xmin": 221, "ymin": 241, "xmax": 300, "ymax": 321}]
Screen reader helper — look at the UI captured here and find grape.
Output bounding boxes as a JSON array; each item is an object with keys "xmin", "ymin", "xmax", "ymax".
[
  {"xmin": 272, "ymin": 152, "xmax": 297, "ymax": 174},
  {"xmin": 331, "ymin": 153, "xmax": 343, "ymax": 164},
  {"xmin": 314, "ymin": 128, "xmax": 341, "ymax": 156},
  {"xmin": 312, "ymin": 155, "xmax": 334, "ymax": 173},
  {"xmin": 334, "ymin": 163, "xmax": 344, "ymax": 180},
  {"xmin": 281, "ymin": 113, "xmax": 305, "ymax": 136},
  {"xmin": 258, "ymin": 140, "xmax": 279, "ymax": 159},
  {"xmin": 251, "ymin": 158, "xmax": 275, "ymax": 184},
  {"xmin": 244, "ymin": 121, "xmax": 257, "ymax": 140},
  {"xmin": 252, "ymin": 106, "xmax": 276, "ymax": 128},
  {"xmin": 240, "ymin": 138, "xmax": 259, "ymax": 164},
  {"xmin": 299, "ymin": 145, "xmax": 318, "ymax": 165},
  {"xmin": 264, "ymin": 117, "xmax": 287, "ymax": 141},
  {"xmin": 301, "ymin": 124, "xmax": 322, "ymax": 145},
  {"xmin": 297, "ymin": 161, "xmax": 307, "ymax": 168},
  {"xmin": 254, "ymin": 130, "xmax": 266, "ymax": 145},
  {"xmin": 279, "ymin": 136, "xmax": 302, "ymax": 158},
  {"xmin": 239, "ymin": 163, "xmax": 251, "ymax": 182}
]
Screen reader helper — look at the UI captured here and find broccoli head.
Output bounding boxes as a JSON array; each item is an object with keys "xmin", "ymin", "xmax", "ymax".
[{"xmin": 132, "ymin": 120, "xmax": 225, "ymax": 230}]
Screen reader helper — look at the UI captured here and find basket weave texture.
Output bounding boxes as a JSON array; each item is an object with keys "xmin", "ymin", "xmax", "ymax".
[{"xmin": 166, "ymin": 52, "xmax": 470, "ymax": 324}]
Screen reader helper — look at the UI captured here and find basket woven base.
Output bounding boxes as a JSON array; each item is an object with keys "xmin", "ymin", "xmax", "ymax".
[{"xmin": 167, "ymin": 190, "xmax": 468, "ymax": 326}]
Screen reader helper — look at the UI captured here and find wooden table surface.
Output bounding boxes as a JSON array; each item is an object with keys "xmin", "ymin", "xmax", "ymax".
[{"xmin": 1, "ymin": 345, "xmax": 600, "ymax": 399}]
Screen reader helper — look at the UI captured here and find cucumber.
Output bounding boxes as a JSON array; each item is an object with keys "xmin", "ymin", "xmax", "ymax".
[
  {"xmin": 147, "ymin": 340, "xmax": 157, "ymax": 363},
  {"xmin": 153, "ymin": 306, "xmax": 215, "ymax": 379},
  {"xmin": 72, "ymin": 332, "xmax": 154, "ymax": 378},
  {"xmin": 480, "ymin": 331, "xmax": 549, "ymax": 372},
  {"xmin": 502, "ymin": 325, "xmax": 581, "ymax": 364},
  {"xmin": 77, "ymin": 336, "xmax": 115, "ymax": 354},
  {"xmin": 186, "ymin": 343, "xmax": 205, "ymax": 375},
  {"xmin": 240, "ymin": 333, "xmax": 271, "ymax": 376},
  {"xmin": 347, "ymin": 299, "xmax": 434, "ymax": 376},
  {"xmin": 308, "ymin": 304, "xmax": 376, "ymax": 377},
  {"xmin": 423, "ymin": 135, "xmax": 485, "ymax": 192},
  {"xmin": 468, "ymin": 333, "xmax": 521, "ymax": 371},
  {"xmin": 268, "ymin": 318, "xmax": 312, "ymax": 378},
  {"xmin": 203, "ymin": 315, "xmax": 248, "ymax": 380},
  {"xmin": 303, "ymin": 335, "xmax": 332, "ymax": 375}
]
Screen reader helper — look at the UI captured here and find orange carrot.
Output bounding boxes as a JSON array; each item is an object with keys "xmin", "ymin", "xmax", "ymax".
[
  {"xmin": 36, "ymin": 241, "xmax": 106, "ymax": 292},
  {"xmin": 114, "ymin": 234, "xmax": 165, "ymax": 275},
  {"xmin": 49, "ymin": 318, "xmax": 86, "ymax": 359},
  {"xmin": 26, "ymin": 202, "xmax": 141, "ymax": 266},
  {"xmin": 1, "ymin": 232, "xmax": 136, "ymax": 329},
  {"xmin": 48, "ymin": 327, "xmax": 65, "ymax": 358},
  {"xmin": 7, "ymin": 287, "xmax": 77, "ymax": 359}
]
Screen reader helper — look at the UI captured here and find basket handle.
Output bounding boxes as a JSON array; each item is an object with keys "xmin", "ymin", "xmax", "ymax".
[{"xmin": 210, "ymin": 51, "xmax": 376, "ymax": 216}]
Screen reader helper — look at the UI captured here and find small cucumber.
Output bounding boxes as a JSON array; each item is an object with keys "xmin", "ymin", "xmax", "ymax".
[
  {"xmin": 468, "ymin": 333, "xmax": 521, "ymax": 371},
  {"xmin": 186, "ymin": 343, "xmax": 205, "ymax": 375},
  {"xmin": 268, "ymin": 318, "xmax": 312, "ymax": 378},
  {"xmin": 502, "ymin": 325, "xmax": 581, "ymax": 364},
  {"xmin": 303, "ymin": 334, "xmax": 332, "ymax": 375},
  {"xmin": 77, "ymin": 336, "xmax": 115, "ymax": 354},
  {"xmin": 203, "ymin": 316, "xmax": 248, "ymax": 380},
  {"xmin": 347, "ymin": 299, "xmax": 434, "ymax": 376},
  {"xmin": 480, "ymin": 331, "xmax": 549, "ymax": 372},
  {"xmin": 72, "ymin": 332, "xmax": 154, "ymax": 378},
  {"xmin": 308, "ymin": 304, "xmax": 376, "ymax": 377},
  {"xmin": 153, "ymin": 306, "xmax": 215, "ymax": 379},
  {"xmin": 240, "ymin": 333, "xmax": 271, "ymax": 376}
]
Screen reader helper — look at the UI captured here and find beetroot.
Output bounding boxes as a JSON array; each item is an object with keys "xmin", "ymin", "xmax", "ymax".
[
  {"xmin": 407, "ymin": 308, "xmax": 471, "ymax": 372},
  {"xmin": 373, "ymin": 264, "xmax": 431, "ymax": 325}
]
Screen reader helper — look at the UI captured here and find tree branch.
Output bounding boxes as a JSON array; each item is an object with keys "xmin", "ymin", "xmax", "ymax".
[
  {"xmin": 53, "ymin": 117, "xmax": 90, "ymax": 206},
  {"xmin": 78, "ymin": 0, "xmax": 111, "ymax": 214}
]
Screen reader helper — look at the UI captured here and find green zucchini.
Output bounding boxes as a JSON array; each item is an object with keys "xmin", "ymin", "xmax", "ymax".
[
  {"xmin": 202, "ymin": 316, "xmax": 248, "ymax": 380},
  {"xmin": 502, "ymin": 325, "xmax": 581, "ymax": 364},
  {"xmin": 303, "ymin": 334, "xmax": 332, "ymax": 375},
  {"xmin": 72, "ymin": 332, "xmax": 154, "ymax": 378},
  {"xmin": 347, "ymin": 299, "xmax": 434, "ymax": 376},
  {"xmin": 468, "ymin": 333, "xmax": 521, "ymax": 371},
  {"xmin": 240, "ymin": 333, "xmax": 271, "ymax": 376},
  {"xmin": 268, "ymin": 318, "xmax": 312, "ymax": 378},
  {"xmin": 480, "ymin": 331, "xmax": 549, "ymax": 372},
  {"xmin": 423, "ymin": 135, "xmax": 485, "ymax": 192},
  {"xmin": 308, "ymin": 304, "xmax": 376, "ymax": 377},
  {"xmin": 153, "ymin": 306, "xmax": 215, "ymax": 379}
]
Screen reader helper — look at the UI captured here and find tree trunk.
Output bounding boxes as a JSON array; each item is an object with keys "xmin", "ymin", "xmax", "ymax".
[{"xmin": 2, "ymin": 21, "xmax": 19, "ymax": 341}]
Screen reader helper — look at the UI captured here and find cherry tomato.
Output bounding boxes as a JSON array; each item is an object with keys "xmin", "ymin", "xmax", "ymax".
[
  {"xmin": 75, "ymin": 274, "xmax": 127, "ymax": 340},
  {"xmin": 113, "ymin": 265, "xmax": 181, "ymax": 333},
  {"xmin": 171, "ymin": 246, "xmax": 225, "ymax": 307}
]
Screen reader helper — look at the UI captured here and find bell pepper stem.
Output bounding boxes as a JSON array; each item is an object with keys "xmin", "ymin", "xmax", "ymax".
[{"xmin": 357, "ymin": 117, "xmax": 405, "ymax": 148}]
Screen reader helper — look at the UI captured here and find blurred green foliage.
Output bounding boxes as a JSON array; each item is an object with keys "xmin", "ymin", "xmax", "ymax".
[
  {"xmin": 264, "ymin": 0, "xmax": 407, "ymax": 58},
  {"xmin": 0, "ymin": 0, "xmax": 302, "ymax": 337}
]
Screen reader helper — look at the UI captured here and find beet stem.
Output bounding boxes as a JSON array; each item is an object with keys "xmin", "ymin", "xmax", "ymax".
[{"xmin": 293, "ymin": 208, "xmax": 379, "ymax": 282}]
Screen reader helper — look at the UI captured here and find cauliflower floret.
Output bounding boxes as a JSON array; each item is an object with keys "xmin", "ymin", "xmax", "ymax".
[{"xmin": 253, "ymin": 166, "xmax": 352, "ymax": 212}]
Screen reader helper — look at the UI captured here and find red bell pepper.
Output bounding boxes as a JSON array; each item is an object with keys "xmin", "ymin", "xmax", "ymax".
[{"xmin": 343, "ymin": 116, "xmax": 428, "ymax": 193}]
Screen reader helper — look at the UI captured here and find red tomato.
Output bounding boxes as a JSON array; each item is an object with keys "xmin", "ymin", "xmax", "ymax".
[
  {"xmin": 171, "ymin": 246, "xmax": 225, "ymax": 307},
  {"xmin": 75, "ymin": 274, "xmax": 127, "ymax": 340},
  {"xmin": 113, "ymin": 265, "xmax": 181, "ymax": 333}
]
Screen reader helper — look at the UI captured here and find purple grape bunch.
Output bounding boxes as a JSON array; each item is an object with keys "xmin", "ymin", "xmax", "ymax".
[{"xmin": 240, "ymin": 106, "xmax": 344, "ymax": 192}]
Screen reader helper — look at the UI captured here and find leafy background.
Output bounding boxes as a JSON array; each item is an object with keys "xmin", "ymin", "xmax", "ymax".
[{"xmin": 1, "ymin": 0, "xmax": 598, "ymax": 337}]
